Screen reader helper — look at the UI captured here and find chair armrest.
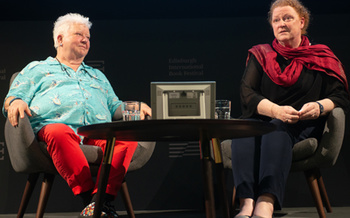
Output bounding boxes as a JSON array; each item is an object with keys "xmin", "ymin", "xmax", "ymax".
[
  {"xmin": 4, "ymin": 114, "xmax": 56, "ymax": 174},
  {"xmin": 317, "ymin": 107, "xmax": 346, "ymax": 167},
  {"xmin": 80, "ymin": 144, "xmax": 103, "ymax": 165},
  {"xmin": 292, "ymin": 107, "xmax": 346, "ymax": 171},
  {"xmin": 128, "ymin": 141, "xmax": 156, "ymax": 172},
  {"xmin": 220, "ymin": 139, "xmax": 233, "ymax": 169},
  {"xmin": 112, "ymin": 106, "xmax": 155, "ymax": 171},
  {"xmin": 113, "ymin": 105, "xmax": 123, "ymax": 121}
]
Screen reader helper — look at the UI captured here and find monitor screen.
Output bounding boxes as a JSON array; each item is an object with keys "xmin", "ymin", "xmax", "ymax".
[{"xmin": 151, "ymin": 81, "xmax": 216, "ymax": 119}]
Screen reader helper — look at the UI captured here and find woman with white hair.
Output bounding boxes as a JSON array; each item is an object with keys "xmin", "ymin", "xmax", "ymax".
[{"xmin": 3, "ymin": 13, "xmax": 151, "ymax": 218}]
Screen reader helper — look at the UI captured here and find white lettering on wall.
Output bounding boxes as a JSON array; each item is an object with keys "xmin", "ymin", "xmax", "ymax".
[
  {"xmin": 168, "ymin": 58, "xmax": 204, "ymax": 77},
  {"xmin": 0, "ymin": 142, "xmax": 4, "ymax": 160},
  {"xmin": 0, "ymin": 68, "xmax": 6, "ymax": 81}
]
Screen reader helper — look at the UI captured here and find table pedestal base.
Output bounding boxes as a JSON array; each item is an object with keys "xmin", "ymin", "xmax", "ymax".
[
  {"xmin": 93, "ymin": 137, "xmax": 116, "ymax": 218},
  {"xmin": 200, "ymin": 135, "xmax": 230, "ymax": 218}
]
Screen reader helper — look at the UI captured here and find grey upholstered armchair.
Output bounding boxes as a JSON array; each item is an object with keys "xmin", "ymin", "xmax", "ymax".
[
  {"xmin": 4, "ymin": 72, "xmax": 156, "ymax": 218},
  {"xmin": 220, "ymin": 107, "xmax": 346, "ymax": 218}
]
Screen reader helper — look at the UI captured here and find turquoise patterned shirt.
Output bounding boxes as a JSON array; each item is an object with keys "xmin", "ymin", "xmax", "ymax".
[{"xmin": 3, "ymin": 57, "xmax": 122, "ymax": 134}]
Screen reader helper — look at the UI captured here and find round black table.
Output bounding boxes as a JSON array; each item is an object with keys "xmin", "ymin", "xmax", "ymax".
[{"xmin": 78, "ymin": 119, "xmax": 276, "ymax": 218}]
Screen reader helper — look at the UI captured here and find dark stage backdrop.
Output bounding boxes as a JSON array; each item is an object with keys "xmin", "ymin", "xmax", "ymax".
[{"xmin": 1, "ymin": 13, "xmax": 350, "ymax": 214}]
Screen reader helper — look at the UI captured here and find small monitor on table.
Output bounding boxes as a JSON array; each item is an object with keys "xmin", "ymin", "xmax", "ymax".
[{"xmin": 151, "ymin": 81, "xmax": 216, "ymax": 119}]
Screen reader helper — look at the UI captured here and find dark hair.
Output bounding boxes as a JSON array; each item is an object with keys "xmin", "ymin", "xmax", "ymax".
[{"xmin": 268, "ymin": 0, "xmax": 310, "ymax": 35}]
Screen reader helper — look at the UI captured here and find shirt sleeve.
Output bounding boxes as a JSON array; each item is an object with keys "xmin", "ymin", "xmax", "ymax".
[
  {"xmin": 2, "ymin": 62, "xmax": 42, "ymax": 117},
  {"xmin": 240, "ymin": 55, "xmax": 266, "ymax": 118},
  {"xmin": 321, "ymin": 73, "xmax": 350, "ymax": 113}
]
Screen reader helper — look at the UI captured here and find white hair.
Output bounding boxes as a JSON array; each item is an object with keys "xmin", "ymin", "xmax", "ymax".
[{"xmin": 53, "ymin": 13, "xmax": 92, "ymax": 49}]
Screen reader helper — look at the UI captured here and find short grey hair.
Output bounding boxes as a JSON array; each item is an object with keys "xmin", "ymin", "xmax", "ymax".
[{"xmin": 53, "ymin": 13, "xmax": 92, "ymax": 49}]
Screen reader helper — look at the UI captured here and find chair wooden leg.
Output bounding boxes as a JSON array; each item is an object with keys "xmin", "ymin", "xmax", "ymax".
[
  {"xmin": 120, "ymin": 180, "xmax": 135, "ymax": 218},
  {"xmin": 17, "ymin": 173, "xmax": 40, "ymax": 218},
  {"xmin": 231, "ymin": 186, "xmax": 237, "ymax": 217},
  {"xmin": 36, "ymin": 173, "xmax": 55, "ymax": 218},
  {"xmin": 316, "ymin": 171, "xmax": 332, "ymax": 213},
  {"xmin": 304, "ymin": 169, "xmax": 326, "ymax": 218}
]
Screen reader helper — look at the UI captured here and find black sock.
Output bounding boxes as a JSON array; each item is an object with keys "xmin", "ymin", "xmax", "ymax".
[
  {"xmin": 78, "ymin": 190, "xmax": 93, "ymax": 206},
  {"xmin": 104, "ymin": 194, "xmax": 115, "ymax": 202},
  {"xmin": 91, "ymin": 193, "xmax": 115, "ymax": 203}
]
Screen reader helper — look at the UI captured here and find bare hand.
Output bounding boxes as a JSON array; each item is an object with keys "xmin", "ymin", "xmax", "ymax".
[
  {"xmin": 7, "ymin": 99, "xmax": 32, "ymax": 127},
  {"xmin": 140, "ymin": 102, "xmax": 152, "ymax": 120},
  {"xmin": 298, "ymin": 102, "xmax": 320, "ymax": 120},
  {"xmin": 271, "ymin": 105, "xmax": 299, "ymax": 124}
]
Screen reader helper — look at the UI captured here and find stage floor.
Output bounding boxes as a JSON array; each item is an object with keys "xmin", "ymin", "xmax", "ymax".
[{"xmin": 0, "ymin": 207, "xmax": 349, "ymax": 217}]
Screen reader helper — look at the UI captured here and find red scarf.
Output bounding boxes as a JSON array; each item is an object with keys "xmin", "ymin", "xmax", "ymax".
[{"xmin": 247, "ymin": 36, "xmax": 348, "ymax": 90}]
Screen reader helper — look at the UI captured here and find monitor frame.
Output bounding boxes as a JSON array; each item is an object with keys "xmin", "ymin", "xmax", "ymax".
[{"xmin": 151, "ymin": 81, "xmax": 216, "ymax": 119}]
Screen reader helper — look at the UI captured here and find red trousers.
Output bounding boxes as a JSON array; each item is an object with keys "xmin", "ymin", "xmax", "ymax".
[{"xmin": 38, "ymin": 123, "xmax": 138, "ymax": 197}]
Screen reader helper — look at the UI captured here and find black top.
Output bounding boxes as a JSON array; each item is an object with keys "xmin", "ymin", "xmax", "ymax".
[{"xmin": 240, "ymin": 52, "xmax": 350, "ymax": 119}]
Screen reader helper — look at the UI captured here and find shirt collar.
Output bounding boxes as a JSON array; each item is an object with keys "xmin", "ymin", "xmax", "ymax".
[{"xmin": 46, "ymin": 56, "xmax": 92, "ymax": 72}]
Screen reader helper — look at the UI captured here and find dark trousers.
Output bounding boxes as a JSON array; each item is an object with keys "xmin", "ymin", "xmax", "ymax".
[{"xmin": 231, "ymin": 117, "xmax": 326, "ymax": 209}]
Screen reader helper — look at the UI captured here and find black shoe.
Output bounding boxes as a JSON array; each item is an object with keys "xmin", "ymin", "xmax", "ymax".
[{"xmin": 102, "ymin": 201, "xmax": 119, "ymax": 218}]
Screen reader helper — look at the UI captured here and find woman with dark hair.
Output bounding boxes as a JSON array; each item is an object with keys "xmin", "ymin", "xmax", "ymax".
[{"xmin": 231, "ymin": 0, "xmax": 349, "ymax": 217}]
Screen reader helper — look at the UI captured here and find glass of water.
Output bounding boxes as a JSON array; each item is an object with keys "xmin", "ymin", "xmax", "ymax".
[
  {"xmin": 215, "ymin": 100, "xmax": 231, "ymax": 119},
  {"xmin": 122, "ymin": 101, "xmax": 141, "ymax": 121}
]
